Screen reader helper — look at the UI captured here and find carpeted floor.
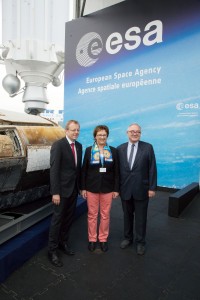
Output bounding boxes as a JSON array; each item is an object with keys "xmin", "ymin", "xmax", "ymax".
[{"xmin": 0, "ymin": 190, "xmax": 200, "ymax": 300}]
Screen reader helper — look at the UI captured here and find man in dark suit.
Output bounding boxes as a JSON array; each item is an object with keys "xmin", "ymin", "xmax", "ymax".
[
  {"xmin": 48, "ymin": 120, "xmax": 82, "ymax": 267},
  {"xmin": 117, "ymin": 123, "xmax": 157, "ymax": 255}
]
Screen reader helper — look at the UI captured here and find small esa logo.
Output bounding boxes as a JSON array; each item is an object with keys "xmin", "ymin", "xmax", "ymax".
[{"xmin": 176, "ymin": 102, "xmax": 199, "ymax": 117}]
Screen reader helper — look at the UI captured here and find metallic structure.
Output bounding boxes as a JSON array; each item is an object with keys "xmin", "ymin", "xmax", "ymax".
[
  {"xmin": 0, "ymin": 109, "xmax": 65, "ymax": 244},
  {"xmin": 0, "ymin": 109, "xmax": 65, "ymax": 209},
  {"xmin": 0, "ymin": 0, "xmax": 71, "ymax": 114}
]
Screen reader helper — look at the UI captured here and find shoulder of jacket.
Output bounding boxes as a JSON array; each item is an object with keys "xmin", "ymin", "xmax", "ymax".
[
  {"xmin": 139, "ymin": 141, "xmax": 152, "ymax": 147},
  {"xmin": 52, "ymin": 137, "xmax": 64, "ymax": 146},
  {"xmin": 83, "ymin": 146, "xmax": 92, "ymax": 155},
  {"xmin": 60, "ymin": 137, "xmax": 68, "ymax": 145},
  {"xmin": 86, "ymin": 146, "xmax": 92, "ymax": 150},
  {"xmin": 109, "ymin": 145, "xmax": 116, "ymax": 151},
  {"xmin": 117, "ymin": 142, "xmax": 127, "ymax": 149}
]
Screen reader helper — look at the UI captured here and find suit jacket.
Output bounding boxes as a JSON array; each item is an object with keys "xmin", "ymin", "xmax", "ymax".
[
  {"xmin": 81, "ymin": 146, "xmax": 119, "ymax": 193},
  {"xmin": 50, "ymin": 137, "xmax": 82, "ymax": 198},
  {"xmin": 117, "ymin": 141, "xmax": 157, "ymax": 200}
]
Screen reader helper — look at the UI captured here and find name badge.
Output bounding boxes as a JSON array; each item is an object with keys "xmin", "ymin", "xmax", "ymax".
[{"xmin": 99, "ymin": 168, "xmax": 106, "ymax": 173}]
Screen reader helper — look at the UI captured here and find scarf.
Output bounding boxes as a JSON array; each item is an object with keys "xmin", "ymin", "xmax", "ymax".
[{"xmin": 90, "ymin": 142, "xmax": 113, "ymax": 165}]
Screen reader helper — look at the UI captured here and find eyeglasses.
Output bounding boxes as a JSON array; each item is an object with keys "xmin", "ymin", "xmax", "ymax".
[
  {"xmin": 68, "ymin": 129, "xmax": 80, "ymax": 132},
  {"xmin": 96, "ymin": 134, "xmax": 107, "ymax": 137},
  {"xmin": 128, "ymin": 130, "xmax": 141, "ymax": 134}
]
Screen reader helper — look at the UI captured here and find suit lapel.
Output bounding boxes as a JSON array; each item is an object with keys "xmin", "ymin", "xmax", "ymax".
[
  {"xmin": 132, "ymin": 141, "xmax": 143, "ymax": 170},
  {"xmin": 75, "ymin": 141, "xmax": 81, "ymax": 164},
  {"xmin": 64, "ymin": 138, "xmax": 76, "ymax": 165},
  {"xmin": 122, "ymin": 143, "xmax": 129, "ymax": 170}
]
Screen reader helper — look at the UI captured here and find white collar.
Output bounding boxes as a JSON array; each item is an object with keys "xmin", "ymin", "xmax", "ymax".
[{"xmin": 66, "ymin": 136, "xmax": 75, "ymax": 145}]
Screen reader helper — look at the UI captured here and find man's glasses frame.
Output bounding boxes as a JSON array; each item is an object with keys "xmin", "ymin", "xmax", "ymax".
[{"xmin": 128, "ymin": 130, "xmax": 141, "ymax": 134}]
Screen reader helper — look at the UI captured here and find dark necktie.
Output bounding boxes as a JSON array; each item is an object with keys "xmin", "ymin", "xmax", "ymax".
[
  {"xmin": 128, "ymin": 144, "xmax": 135, "ymax": 169},
  {"xmin": 71, "ymin": 143, "xmax": 76, "ymax": 161}
]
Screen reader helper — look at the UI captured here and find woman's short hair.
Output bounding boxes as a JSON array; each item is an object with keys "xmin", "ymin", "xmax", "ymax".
[{"xmin": 93, "ymin": 125, "xmax": 109, "ymax": 138}]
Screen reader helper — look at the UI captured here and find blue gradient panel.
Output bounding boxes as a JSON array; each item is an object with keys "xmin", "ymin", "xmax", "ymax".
[{"xmin": 64, "ymin": 1, "xmax": 200, "ymax": 188}]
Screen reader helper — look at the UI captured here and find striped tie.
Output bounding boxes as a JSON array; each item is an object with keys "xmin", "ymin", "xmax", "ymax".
[{"xmin": 128, "ymin": 144, "xmax": 135, "ymax": 169}]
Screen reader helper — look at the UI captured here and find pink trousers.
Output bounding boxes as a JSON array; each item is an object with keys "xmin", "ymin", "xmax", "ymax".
[{"xmin": 87, "ymin": 191, "xmax": 113, "ymax": 242}]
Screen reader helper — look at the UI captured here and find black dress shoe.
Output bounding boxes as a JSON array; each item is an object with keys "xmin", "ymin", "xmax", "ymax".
[
  {"xmin": 48, "ymin": 251, "xmax": 63, "ymax": 267},
  {"xmin": 88, "ymin": 242, "xmax": 96, "ymax": 252},
  {"xmin": 136, "ymin": 244, "xmax": 145, "ymax": 255},
  {"xmin": 120, "ymin": 239, "xmax": 133, "ymax": 249},
  {"xmin": 59, "ymin": 243, "xmax": 75, "ymax": 255},
  {"xmin": 100, "ymin": 242, "xmax": 108, "ymax": 252}
]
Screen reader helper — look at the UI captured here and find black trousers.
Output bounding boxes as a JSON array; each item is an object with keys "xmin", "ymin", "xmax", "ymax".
[
  {"xmin": 48, "ymin": 188, "xmax": 78, "ymax": 253},
  {"xmin": 121, "ymin": 196, "xmax": 149, "ymax": 245}
]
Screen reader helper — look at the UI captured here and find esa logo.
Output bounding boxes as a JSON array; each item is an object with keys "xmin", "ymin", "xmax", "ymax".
[
  {"xmin": 76, "ymin": 20, "xmax": 163, "ymax": 67},
  {"xmin": 176, "ymin": 103, "xmax": 199, "ymax": 110}
]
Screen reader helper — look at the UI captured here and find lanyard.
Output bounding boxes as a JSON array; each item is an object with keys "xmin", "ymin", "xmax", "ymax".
[{"xmin": 100, "ymin": 153, "xmax": 104, "ymax": 167}]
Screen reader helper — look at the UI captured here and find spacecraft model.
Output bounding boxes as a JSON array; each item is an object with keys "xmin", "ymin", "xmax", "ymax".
[
  {"xmin": 0, "ymin": 109, "xmax": 65, "ymax": 210},
  {"xmin": 0, "ymin": 0, "xmax": 71, "ymax": 114}
]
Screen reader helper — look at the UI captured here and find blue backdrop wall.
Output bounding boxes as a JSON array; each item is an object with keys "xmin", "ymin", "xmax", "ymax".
[{"xmin": 64, "ymin": 0, "xmax": 200, "ymax": 188}]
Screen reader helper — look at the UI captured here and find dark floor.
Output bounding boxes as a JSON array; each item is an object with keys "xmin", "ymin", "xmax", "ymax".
[{"xmin": 0, "ymin": 190, "xmax": 200, "ymax": 300}]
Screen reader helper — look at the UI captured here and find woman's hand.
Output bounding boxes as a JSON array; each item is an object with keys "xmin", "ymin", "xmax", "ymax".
[
  {"xmin": 112, "ymin": 192, "xmax": 119, "ymax": 199},
  {"xmin": 81, "ymin": 190, "xmax": 87, "ymax": 199}
]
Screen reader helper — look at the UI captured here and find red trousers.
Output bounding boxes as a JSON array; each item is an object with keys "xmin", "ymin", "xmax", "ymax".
[{"xmin": 87, "ymin": 191, "xmax": 113, "ymax": 242}]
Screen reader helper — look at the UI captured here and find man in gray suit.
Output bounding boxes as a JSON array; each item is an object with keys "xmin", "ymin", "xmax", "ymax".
[
  {"xmin": 48, "ymin": 120, "xmax": 82, "ymax": 267},
  {"xmin": 117, "ymin": 123, "xmax": 157, "ymax": 255}
]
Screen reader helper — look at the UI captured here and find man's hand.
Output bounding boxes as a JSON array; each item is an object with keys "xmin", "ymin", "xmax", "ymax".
[
  {"xmin": 148, "ymin": 190, "xmax": 155, "ymax": 198},
  {"xmin": 52, "ymin": 194, "xmax": 61, "ymax": 205}
]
